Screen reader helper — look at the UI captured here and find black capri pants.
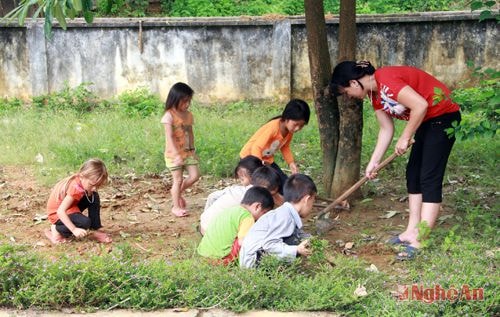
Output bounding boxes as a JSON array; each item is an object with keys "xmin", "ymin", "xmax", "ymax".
[
  {"xmin": 55, "ymin": 192, "xmax": 102, "ymax": 237},
  {"xmin": 406, "ymin": 111, "xmax": 461, "ymax": 203}
]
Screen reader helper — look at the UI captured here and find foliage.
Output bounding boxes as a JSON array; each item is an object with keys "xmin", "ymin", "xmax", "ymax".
[
  {"xmin": 0, "ymin": 97, "xmax": 23, "ymax": 114},
  {"xmin": 0, "ymin": 244, "xmax": 387, "ymax": 313},
  {"xmin": 115, "ymin": 87, "xmax": 163, "ymax": 117},
  {"xmin": 31, "ymin": 82, "xmax": 100, "ymax": 114},
  {"xmin": 1, "ymin": 0, "xmax": 94, "ymax": 39},
  {"xmin": 96, "ymin": 0, "xmax": 150, "ymax": 17},
  {"xmin": 470, "ymin": 0, "xmax": 500, "ymax": 21},
  {"xmin": 445, "ymin": 63, "xmax": 499, "ymax": 140}
]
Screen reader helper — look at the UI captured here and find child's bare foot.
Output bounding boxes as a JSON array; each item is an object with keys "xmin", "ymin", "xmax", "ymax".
[
  {"xmin": 178, "ymin": 196, "xmax": 187, "ymax": 209},
  {"xmin": 89, "ymin": 231, "xmax": 112, "ymax": 243},
  {"xmin": 44, "ymin": 228, "xmax": 69, "ymax": 245},
  {"xmin": 172, "ymin": 206, "xmax": 188, "ymax": 217}
]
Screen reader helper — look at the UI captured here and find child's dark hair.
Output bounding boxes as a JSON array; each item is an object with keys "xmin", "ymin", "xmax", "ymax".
[
  {"xmin": 251, "ymin": 166, "xmax": 281, "ymax": 193},
  {"xmin": 270, "ymin": 99, "xmax": 311, "ymax": 124},
  {"xmin": 283, "ymin": 173, "xmax": 317, "ymax": 203},
  {"xmin": 165, "ymin": 82, "xmax": 194, "ymax": 111},
  {"xmin": 241, "ymin": 186, "xmax": 274, "ymax": 210},
  {"xmin": 330, "ymin": 61, "xmax": 376, "ymax": 97},
  {"xmin": 234, "ymin": 155, "xmax": 263, "ymax": 179}
]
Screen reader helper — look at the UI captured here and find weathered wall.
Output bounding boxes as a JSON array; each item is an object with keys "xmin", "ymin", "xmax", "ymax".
[{"xmin": 0, "ymin": 12, "xmax": 498, "ymax": 102}]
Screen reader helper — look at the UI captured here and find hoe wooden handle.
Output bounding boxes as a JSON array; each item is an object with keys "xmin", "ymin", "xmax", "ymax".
[{"xmin": 317, "ymin": 151, "xmax": 400, "ymax": 217}]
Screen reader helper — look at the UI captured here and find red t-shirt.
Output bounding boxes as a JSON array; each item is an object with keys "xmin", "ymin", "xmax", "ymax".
[
  {"xmin": 46, "ymin": 176, "xmax": 86, "ymax": 224},
  {"xmin": 371, "ymin": 66, "xmax": 460, "ymax": 121}
]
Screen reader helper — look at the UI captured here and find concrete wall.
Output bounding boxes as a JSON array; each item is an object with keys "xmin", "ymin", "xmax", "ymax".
[{"xmin": 0, "ymin": 12, "xmax": 498, "ymax": 103}]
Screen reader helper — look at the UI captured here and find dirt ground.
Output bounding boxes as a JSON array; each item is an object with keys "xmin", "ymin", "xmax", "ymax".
[{"xmin": 0, "ymin": 164, "xmax": 454, "ymax": 272}]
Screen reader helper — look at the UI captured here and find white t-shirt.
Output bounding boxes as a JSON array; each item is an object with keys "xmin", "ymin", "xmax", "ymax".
[{"xmin": 200, "ymin": 185, "xmax": 252, "ymax": 232}]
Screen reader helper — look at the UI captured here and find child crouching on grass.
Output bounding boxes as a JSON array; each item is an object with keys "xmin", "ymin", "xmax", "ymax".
[
  {"xmin": 45, "ymin": 158, "xmax": 112, "ymax": 244},
  {"xmin": 197, "ymin": 186, "xmax": 274, "ymax": 265},
  {"xmin": 239, "ymin": 173, "xmax": 316, "ymax": 268}
]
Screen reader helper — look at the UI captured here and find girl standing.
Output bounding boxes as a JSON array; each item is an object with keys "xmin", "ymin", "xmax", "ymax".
[
  {"xmin": 239, "ymin": 99, "xmax": 310, "ymax": 193},
  {"xmin": 161, "ymin": 82, "xmax": 200, "ymax": 217},
  {"xmin": 45, "ymin": 158, "xmax": 112, "ymax": 244},
  {"xmin": 330, "ymin": 61, "xmax": 461, "ymax": 260}
]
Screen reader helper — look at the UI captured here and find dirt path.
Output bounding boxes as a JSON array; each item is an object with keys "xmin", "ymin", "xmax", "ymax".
[{"xmin": 0, "ymin": 164, "xmax": 454, "ymax": 272}]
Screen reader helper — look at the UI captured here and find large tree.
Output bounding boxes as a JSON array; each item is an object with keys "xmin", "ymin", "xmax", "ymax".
[{"xmin": 304, "ymin": 0, "xmax": 362, "ymax": 198}]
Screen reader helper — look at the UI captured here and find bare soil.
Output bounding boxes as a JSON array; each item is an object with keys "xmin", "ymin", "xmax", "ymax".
[{"xmin": 0, "ymin": 165, "xmax": 454, "ymax": 272}]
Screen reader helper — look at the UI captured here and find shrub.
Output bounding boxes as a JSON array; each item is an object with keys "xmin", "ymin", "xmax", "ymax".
[
  {"xmin": 31, "ymin": 82, "xmax": 100, "ymax": 114},
  {"xmin": 115, "ymin": 87, "xmax": 163, "ymax": 118}
]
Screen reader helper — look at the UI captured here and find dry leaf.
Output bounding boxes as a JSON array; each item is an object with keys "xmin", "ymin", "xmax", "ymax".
[
  {"xmin": 379, "ymin": 210, "xmax": 400, "ymax": 219},
  {"xmin": 366, "ymin": 264, "xmax": 379, "ymax": 272},
  {"xmin": 345, "ymin": 242, "xmax": 354, "ymax": 249}
]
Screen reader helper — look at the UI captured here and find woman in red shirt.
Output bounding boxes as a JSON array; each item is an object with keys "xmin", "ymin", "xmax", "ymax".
[{"xmin": 330, "ymin": 61, "xmax": 461, "ymax": 260}]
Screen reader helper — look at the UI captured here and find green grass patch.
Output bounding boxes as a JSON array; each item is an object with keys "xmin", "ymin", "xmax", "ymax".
[{"xmin": 0, "ymin": 85, "xmax": 498, "ymax": 315}]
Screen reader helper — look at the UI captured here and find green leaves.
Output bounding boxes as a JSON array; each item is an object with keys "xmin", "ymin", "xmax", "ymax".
[
  {"xmin": 470, "ymin": 0, "xmax": 500, "ymax": 22},
  {"xmin": 2, "ymin": 0, "xmax": 95, "ymax": 39}
]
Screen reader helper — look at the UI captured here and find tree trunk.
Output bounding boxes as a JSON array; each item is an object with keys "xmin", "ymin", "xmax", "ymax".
[
  {"xmin": 304, "ymin": 0, "xmax": 339, "ymax": 196},
  {"xmin": 329, "ymin": 0, "xmax": 364, "ymax": 199}
]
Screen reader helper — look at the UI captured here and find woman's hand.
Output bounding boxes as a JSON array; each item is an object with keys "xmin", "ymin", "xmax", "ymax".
[
  {"xmin": 395, "ymin": 137, "xmax": 411, "ymax": 155},
  {"xmin": 365, "ymin": 161, "xmax": 379, "ymax": 179}
]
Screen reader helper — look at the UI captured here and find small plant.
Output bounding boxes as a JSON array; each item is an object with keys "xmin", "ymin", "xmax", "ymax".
[
  {"xmin": 446, "ymin": 63, "xmax": 499, "ymax": 140},
  {"xmin": 306, "ymin": 236, "xmax": 330, "ymax": 265},
  {"xmin": 0, "ymin": 97, "xmax": 23, "ymax": 114},
  {"xmin": 116, "ymin": 87, "xmax": 163, "ymax": 118},
  {"xmin": 31, "ymin": 82, "xmax": 100, "ymax": 114},
  {"xmin": 417, "ymin": 220, "xmax": 432, "ymax": 248}
]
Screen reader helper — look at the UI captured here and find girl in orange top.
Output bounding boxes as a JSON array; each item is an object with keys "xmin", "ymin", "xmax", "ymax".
[
  {"xmin": 161, "ymin": 82, "xmax": 200, "ymax": 217},
  {"xmin": 240, "ymin": 99, "xmax": 310, "ymax": 193},
  {"xmin": 45, "ymin": 158, "xmax": 111, "ymax": 244}
]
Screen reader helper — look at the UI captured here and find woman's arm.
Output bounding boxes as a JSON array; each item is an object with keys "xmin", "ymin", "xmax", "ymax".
[
  {"xmin": 395, "ymin": 85, "xmax": 428, "ymax": 155},
  {"xmin": 56, "ymin": 195, "xmax": 87, "ymax": 238},
  {"xmin": 366, "ymin": 110, "xmax": 394, "ymax": 178}
]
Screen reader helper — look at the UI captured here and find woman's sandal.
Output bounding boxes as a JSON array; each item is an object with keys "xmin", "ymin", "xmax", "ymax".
[
  {"xmin": 396, "ymin": 245, "xmax": 418, "ymax": 261},
  {"xmin": 387, "ymin": 235, "xmax": 409, "ymax": 246}
]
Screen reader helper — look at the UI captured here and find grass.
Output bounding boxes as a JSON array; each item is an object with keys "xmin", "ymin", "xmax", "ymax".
[{"xmin": 0, "ymin": 87, "xmax": 498, "ymax": 315}]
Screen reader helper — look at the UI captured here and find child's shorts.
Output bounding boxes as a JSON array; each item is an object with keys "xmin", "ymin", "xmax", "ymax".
[{"xmin": 165, "ymin": 155, "xmax": 199, "ymax": 172}]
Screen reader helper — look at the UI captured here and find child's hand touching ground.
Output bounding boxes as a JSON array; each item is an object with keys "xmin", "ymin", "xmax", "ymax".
[
  {"xmin": 297, "ymin": 239, "xmax": 312, "ymax": 257},
  {"xmin": 72, "ymin": 227, "xmax": 88, "ymax": 238}
]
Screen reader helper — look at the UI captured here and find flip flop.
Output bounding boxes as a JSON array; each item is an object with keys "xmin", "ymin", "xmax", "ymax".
[
  {"xmin": 387, "ymin": 235, "xmax": 409, "ymax": 246},
  {"xmin": 396, "ymin": 245, "xmax": 419, "ymax": 261}
]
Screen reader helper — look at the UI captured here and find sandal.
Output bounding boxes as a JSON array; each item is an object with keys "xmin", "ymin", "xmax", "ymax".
[
  {"xmin": 387, "ymin": 235, "xmax": 409, "ymax": 246},
  {"xmin": 396, "ymin": 245, "xmax": 418, "ymax": 261}
]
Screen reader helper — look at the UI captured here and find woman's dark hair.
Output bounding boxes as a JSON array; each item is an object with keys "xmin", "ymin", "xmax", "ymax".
[
  {"xmin": 165, "ymin": 82, "xmax": 194, "ymax": 111},
  {"xmin": 270, "ymin": 99, "xmax": 310, "ymax": 124},
  {"xmin": 234, "ymin": 155, "xmax": 264, "ymax": 179},
  {"xmin": 330, "ymin": 61, "xmax": 376, "ymax": 97}
]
